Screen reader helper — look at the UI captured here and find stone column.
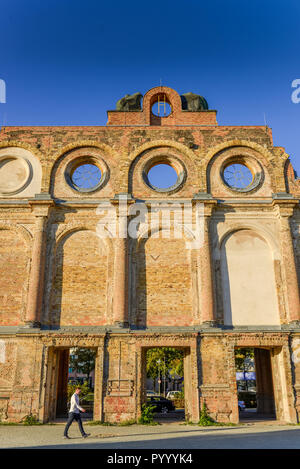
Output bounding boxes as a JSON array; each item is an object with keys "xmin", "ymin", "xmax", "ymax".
[
  {"xmin": 112, "ymin": 211, "xmax": 129, "ymax": 327},
  {"xmin": 199, "ymin": 204, "xmax": 215, "ymax": 325},
  {"xmin": 25, "ymin": 199, "xmax": 52, "ymax": 327},
  {"xmin": 277, "ymin": 205, "xmax": 300, "ymax": 323}
]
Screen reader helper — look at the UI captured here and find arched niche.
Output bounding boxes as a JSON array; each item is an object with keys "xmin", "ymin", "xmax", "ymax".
[
  {"xmin": 220, "ymin": 229, "xmax": 280, "ymax": 326},
  {"xmin": 50, "ymin": 230, "xmax": 108, "ymax": 326},
  {"xmin": 0, "ymin": 146, "xmax": 42, "ymax": 198},
  {"xmin": 0, "ymin": 228, "xmax": 30, "ymax": 325},
  {"xmin": 136, "ymin": 229, "xmax": 194, "ymax": 327}
]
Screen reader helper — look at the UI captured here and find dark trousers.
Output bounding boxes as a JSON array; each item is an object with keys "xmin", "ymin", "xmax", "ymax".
[{"xmin": 64, "ymin": 412, "xmax": 85, "ymax": 436}]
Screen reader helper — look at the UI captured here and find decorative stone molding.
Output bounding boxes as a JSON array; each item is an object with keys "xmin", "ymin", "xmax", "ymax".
[
  {"xmin": 217, "ymin": 222, "xmax": 281, "ymax": 260},
  {"xmin": 0, "ymin": 141, "xmax": 43, "ymax": 162},
  {"xmin": 0, "ymin": 222, "xmax": 33, "ymax": 246},
  {"xmin": 128, "ymin": 139, "xmax": 198, "ymax": 167},
  {"xmin": 0, "ymin": 145, "xmax": 42, "ymax": 198},
  {"xmin": 51, "ymin": 140, "xmax": 118, "ymax": 168},
  {"xmin": 204, "ymin": 139, "xmax": 281, "ymax": 166}
]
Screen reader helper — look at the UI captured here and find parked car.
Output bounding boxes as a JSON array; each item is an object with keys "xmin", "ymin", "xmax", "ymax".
[
  {"xmin": 146, "ymin": 390, "xmax": 157, "ymax": 396},
  {"xmin": 166, "ymin": 391, "xmax": 181, "ymax": 400},
  {"xmin": 238, "ymin": 400, "xmax": 246, "ymax": 411},
  {"xmin": 147, "ymin": 395, "xmax": 175, "ymax": 413},
  {"xmin": 238, "ymin": 391, "xmax": 257, "ymax": 408}
]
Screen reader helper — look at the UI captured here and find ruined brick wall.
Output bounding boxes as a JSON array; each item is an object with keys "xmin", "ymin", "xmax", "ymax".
[{"xmin": 0, "ymin": 86, "xmax": 299, "ymax": 424}]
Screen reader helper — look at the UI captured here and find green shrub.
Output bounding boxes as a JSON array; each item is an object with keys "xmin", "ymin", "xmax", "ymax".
[
  {"xmin": 22, "ymin": 414, "xmax": 41, "ymax": 425},
  {"xmin": 67, "ymin": 381, "xmax": 91, "ymax": 402},
  {"xmin": 138, "ymin": 404, "xmax": 158, "ymax": 425},
  {"xmin": 198, "ymin": 402, "xmax": 236, "ymax": 427},
  {"xmin": 198, "ymin": 402, "xmax": 218, "ymax": 426},
  {"xmin": 83, "ymin": 393, "xmax": 94, "ymax": 403}
]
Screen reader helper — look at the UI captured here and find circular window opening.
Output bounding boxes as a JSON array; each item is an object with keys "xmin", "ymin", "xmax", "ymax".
[
  {"xmin": 223, "ymin": 163, "xmax": 253, "ymax": 191},
  {"xmin": 147, "ymin": 163, "xmax": 178, "ymax": 189},
  {"xmin": 71, "ymin": 163, "xmax": 102, "ymax": 190}
]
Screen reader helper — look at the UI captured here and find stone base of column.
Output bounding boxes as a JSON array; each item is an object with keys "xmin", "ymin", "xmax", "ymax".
[
  {"xmin": 23, "ymin": 321, "xmax": 41, "ymax": 329},
  {"xmin": 113, "ymin": 321, "xmax": 129, "ymax": 328},
  {"xmin": 289, "ymin": 320, "xmax": 300, "ymax": 327},
  {"xmin": 201, "ymin": 320, "xmax": 217, "ymax": 328}
]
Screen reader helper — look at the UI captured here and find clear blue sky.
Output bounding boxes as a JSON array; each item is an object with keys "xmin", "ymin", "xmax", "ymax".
[{"xmin": 0, "ymin": 0, "xmax": 299, "ymax": 173}]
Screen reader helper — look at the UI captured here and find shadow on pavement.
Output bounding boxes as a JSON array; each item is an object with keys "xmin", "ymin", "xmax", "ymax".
[
  {"xmin": 239, "ymin": 411, "xmax": 276, "ymax": 422},
  {"xmin": 13, "ymin": 427, "xmax": 300, "ymax": 450}
]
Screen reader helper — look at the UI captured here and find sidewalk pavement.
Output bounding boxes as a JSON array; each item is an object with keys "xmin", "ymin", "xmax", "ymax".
[{"xmin": 1, "ymin": 420, "xmax": 300, "ymax": 449}]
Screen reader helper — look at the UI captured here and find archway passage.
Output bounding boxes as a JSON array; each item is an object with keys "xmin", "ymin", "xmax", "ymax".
[
  {"xmin": 55, "ymin": 347, "xmax": 96, "ymax": 421},
  {"xmin": 142, "ymin": 347, "xmax": 186, "ymax": 423},
  {"xmin": 235, "ymin": 347, "xmax": 276, "ymax": 422}
]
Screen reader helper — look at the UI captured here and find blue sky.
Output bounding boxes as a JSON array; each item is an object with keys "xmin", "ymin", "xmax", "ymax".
[{"xmin": 0, "ymin": 0, "xmax": 299, "ymax": 174}]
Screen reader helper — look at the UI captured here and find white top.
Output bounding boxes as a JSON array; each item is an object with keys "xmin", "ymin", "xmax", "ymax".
[{"xmin": 69, "ymin": 393, "xmax": 84, "ymax": 414}]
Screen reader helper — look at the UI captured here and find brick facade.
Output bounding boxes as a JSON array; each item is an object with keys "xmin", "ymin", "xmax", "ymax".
[{"xmin": 0, "ymin": 86, "xmax": 299, "ymax": 423}]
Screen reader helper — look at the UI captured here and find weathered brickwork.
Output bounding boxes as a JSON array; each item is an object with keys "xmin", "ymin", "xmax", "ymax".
[
  {"xmin": 51, "ymin": 231, "xmax": 109, "ymax": 326},
  {"xmin": 0, "ymin": 86, "xmax": 299, "ymax": 424},
  {"xmin": 136, "ymin": 237, "xmax": 193, "ymax": 327},
  {"xmin": 0, "ymin": 229, "xmax": 30, "ymax": 326}
]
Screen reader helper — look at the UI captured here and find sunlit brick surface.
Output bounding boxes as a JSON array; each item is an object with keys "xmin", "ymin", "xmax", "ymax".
[{"xmin": 0, "ymin": 86, "xmax": 299, "ymax": 424}]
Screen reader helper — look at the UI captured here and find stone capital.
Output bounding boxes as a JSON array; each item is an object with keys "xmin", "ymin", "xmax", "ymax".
[
  {"xmin": 192, "ymin": 196, "xmax": 217, "ymax": 218},
  {"xmin": 29, "ymin": 195, "xmax": 54, "ymax": 217},
  {"xmin": 272, "ymin": 197, "xmax": 299, "ymax": 218}
]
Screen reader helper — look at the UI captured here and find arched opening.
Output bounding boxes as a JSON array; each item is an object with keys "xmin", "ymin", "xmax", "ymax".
[{"xmin": 150, "ymin": 93, "xmax": 172, "ymax": 125}]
